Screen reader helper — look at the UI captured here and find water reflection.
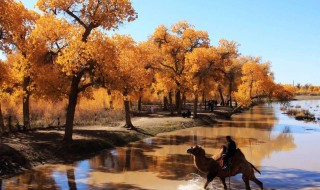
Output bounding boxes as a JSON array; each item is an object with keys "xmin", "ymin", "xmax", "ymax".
[
  {"xmin": 259, "ymin": 167, "xmax": 320, "ymax": 189},
  {"xmin": 2, "ymin": 166, "xmax": 58, "ymax": 189},
  {"xmin": 179, "ymin": 168, "xmax": 320, "ymax": 190},
  {"xmin": 66, "ymin": 166, "xmax": 77, "ymax": 190},
  {"xmin": 217, "ymin": 105, "xmax": 279, "ymax": 129},
  {"xmin": 2, "ymin": 100, "xmax": 320, "ymax": 189}
]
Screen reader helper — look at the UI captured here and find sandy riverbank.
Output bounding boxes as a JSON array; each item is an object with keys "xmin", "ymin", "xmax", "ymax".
[{"xmin": 294, "ymin": 95, "xmax": 320, "ymax": 100}]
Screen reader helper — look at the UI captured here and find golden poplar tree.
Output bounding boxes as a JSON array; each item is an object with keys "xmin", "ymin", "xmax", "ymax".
[
  {"xmin": 0, "ymin": 61, "xmax": 11, "ymax": 132},
  {"xmin": 185, "ymin": 47, "xmax": 221, "ymax": 118},
  {"xmin": 108, "ymin": 35, "xmax": 151, "ymax": 129},
  {"xmin": 234, "ymin": 57, "xmax": 275, "ymax": 107},
  {"xmin": 216, "ymin": 39, "xmax": 240, "ymax": 107},
  {"xmin": 150, "ymin": 21, "xmax": 209, "ymax": 115},
  {"xmin": 35, "ymin": 0, "xmax": 137, "ymax": 141},
  {"xmin": 0, "ymin": 0, "xmax": 39, "ymax": 130},
  {"xmin": 273, "ymin": 84, "xmax": 297, "ymax": 102}
]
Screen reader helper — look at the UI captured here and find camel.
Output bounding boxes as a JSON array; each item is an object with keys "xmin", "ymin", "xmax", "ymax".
[{"xmin": 187, "ymin": 145, "xmax": 263, "ymax": 190}]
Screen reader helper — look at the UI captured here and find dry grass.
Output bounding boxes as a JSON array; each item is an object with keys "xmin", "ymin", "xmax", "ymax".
[
  {"xmin": 286, "ymin": 108, "xmax": 299, "ymax": 115},
  {"xmin": 2, "ymin": 87, "xmax": 167, "ymax": 131},
  {"xmin": 1, "ymin": 89, "xmax": 128, "ymax": 130}
]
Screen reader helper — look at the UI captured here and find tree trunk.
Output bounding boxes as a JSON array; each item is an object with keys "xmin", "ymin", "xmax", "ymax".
[
  {"xmin": 249, "ymin": 80, "xmax": 253, "ymax": 99},
  {"xmin": 229, "ymin": 80, "xmax": 233, "ymax": 108},
  {"xmin": 176, "ymin": 90, "xmax": 182, "ymax": 115},
  {"xmin": 22, "ymin": 76, "xmax": 31, "ymax": 130},
  {"xmin": 109, "ymin": 100, "xmax": 114, "ymax": 109},
  {"xmin": 202, "ymin": 91, "xmax": 205, "ymax": 104},
  {"xmin": 0, "ymin": 102, "xmax": 5, "ymax": 132},
  {"xmin": 125, "ymin": 145, "xmax": 131, "ymax": 170},
  {"xmin": 64, "ymin": 76, "xmax": 81, "ymax": 142},
  {"xmin": 182, "ymin": 93, "xmax": 186, "ymax": 110},
  {"xmin": 7, "ymin": 115, "xmax": 12, "ymax": 132},
  {"xmin": 163, "ymin": 96, "xmax": 168, "ymax": 111},
  {"xmin": 202, "ymin": 91, "xmax": 206, "ymax": 110},
  {"xmin": 138, "ymin": 96, "xmax": 142, "ymax": 112},
  {"xmin": 193, "ymin": 92, "xmax": 199, "ymax": 119},
  {"xmin": 66, "ymin": 167, "xmax": 77, "ymax": 190},
  {"xmin": 123, "ymin": 99, "xmax": 134, "ymax": 129},
  {"xmin": 168, "ymin": 92, "xmax": 174, "ymax": 115},
  {"xmin": 226, "ymin": 105, "xmax": 242, "ymax": 118},
  {"xmin": 204, "ymin": 99, "xmax": 207, "ymax": 111},
  {"xmin": 218, "ymin": 86, "xmax": 225, "ymax": 106},
  {"xmin": 107, "ymin": 89, "xmax": 113, "ymax": 109}
]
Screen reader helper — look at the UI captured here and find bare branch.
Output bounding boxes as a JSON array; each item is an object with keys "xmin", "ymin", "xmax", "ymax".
[{"xmin": 64, "ymin": 9, "xmax": 88, "ymax": 29}]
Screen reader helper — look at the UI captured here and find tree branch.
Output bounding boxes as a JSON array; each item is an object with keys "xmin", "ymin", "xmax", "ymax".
[
  {"xmin": 78, "ymin": 82, "xmax": 94, "ymax": 92},
  {"xmin": 159, "ymin": 62, "xmax": 177, "ymax": 73},
  {"xmin": 64, "ymin": 9, "xmax": 88, "ymax": 29}
]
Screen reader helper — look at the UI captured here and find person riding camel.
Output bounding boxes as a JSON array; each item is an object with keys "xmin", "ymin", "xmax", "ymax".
[{"xmin": 222, "ymin": 136, "xmax": 237, "ymax": 170}]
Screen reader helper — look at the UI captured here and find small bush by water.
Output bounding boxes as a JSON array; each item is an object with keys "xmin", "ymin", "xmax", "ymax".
[
  {"xmin": 286, "ymin": 108, "xmax": 315, "ymax": 121},
  {"xmin": 280, "ymin": 106, "xmax": 287, "ymax": 111}
]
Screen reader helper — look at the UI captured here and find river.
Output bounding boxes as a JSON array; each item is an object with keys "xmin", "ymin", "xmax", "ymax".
[{"xmin": 2, "ymin": 100, "xmax": 320, "ymax": 190}]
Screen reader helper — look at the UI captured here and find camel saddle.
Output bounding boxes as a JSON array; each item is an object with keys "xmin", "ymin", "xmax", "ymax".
[{"xmin": 220, "ymin": 155, "xmax": 234, "ymax": 168}]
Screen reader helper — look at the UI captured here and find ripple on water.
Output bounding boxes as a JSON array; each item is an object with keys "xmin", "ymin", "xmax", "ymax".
[
  {"xmin": 178, "ymin": 173, "xmax": 224, "ymax": 190},
  {"xmin": 178, "ymin": 173, "xmax": 207, "ymax": 190}
]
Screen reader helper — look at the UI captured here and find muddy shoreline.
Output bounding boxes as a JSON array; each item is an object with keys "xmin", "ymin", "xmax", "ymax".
[{"xmin": 0, "ymin": 113, "xmax": 217, "ymax": 179}]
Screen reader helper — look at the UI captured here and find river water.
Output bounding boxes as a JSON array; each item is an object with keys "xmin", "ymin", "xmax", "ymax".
[{"xmin": 2, "ymin": 100, "xmax": 320, "ymax": 190}]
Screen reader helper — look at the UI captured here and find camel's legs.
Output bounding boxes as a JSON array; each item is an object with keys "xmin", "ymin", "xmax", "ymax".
[
  {"xmin": 219, "ymin": 177, "xmax": 227, "ymax": 190},
  {"xmin": 204, "ymin": 171, "xmax": 216, "ymax": 189},
  {"xmin": 242, "ymin": 176, "xmax": 251, "ymax": 190},
  {"xmin": 250, "ymin": 177, "xmax": 263, "ymax": 190}
]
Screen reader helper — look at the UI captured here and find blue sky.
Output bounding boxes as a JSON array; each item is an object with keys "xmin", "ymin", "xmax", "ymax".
[{"xmin": 19, "ymin": 0, "xmax": 320, "ymax": 85}]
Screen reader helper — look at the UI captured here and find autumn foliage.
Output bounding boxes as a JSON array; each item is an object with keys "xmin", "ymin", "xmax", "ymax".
[{"xmin": 0, "ymin": 0, "xmax": 299, "ymax": 140}]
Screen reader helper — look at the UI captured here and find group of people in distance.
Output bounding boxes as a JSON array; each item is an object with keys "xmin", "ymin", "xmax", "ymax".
[{"xmin": 208, "ymin": 100, "xmax": 218, "ymax": 111}]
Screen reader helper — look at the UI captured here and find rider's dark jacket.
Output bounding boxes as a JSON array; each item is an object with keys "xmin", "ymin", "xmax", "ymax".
[{"xmin": 226, "ymin": 139, "xmax": 236, "ymax": 157}]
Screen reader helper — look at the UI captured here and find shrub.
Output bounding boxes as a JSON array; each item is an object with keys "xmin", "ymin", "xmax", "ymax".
[{"xmin": 280, "ymin": 106, "xmax": 287, "ymax": 111}]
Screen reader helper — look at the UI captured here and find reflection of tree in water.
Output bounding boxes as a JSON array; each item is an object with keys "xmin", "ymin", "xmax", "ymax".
[
  {"xmin": 135, "ymin": 136, "xmax": 192, "ymax": 148},
  {"xmin": 87, "ymin": 126, "xmax": 295, "ymax": 181},
  {"xmin": 87, "ymin": 138, "xmax": 197, "ymax": 179},
  {"xmin": 89, "ymin": 146, "xmax": 149, "ymax": 173},
  {"xmin": 218, "ymin": 105, "xmax": 279, "ymax": 130},
  {"xmin": 3, "ymin": 169, "xmax": 57, "ymax": 189},
  {"xmin": 84, "ymin": 106, "xmax": 295, "ymax": 183},
  {"xmin": 2, "ymin": 104, "xmax": 305, "ymax": 189},
  {"xmin": 151, "ymin": 154, "xmax": 197, "ymax": 180},
  {"xmin": 67, "ymin": 166, "xmax": 77, "ymax": 190},
  {"xmin": 86, "ymin": 103, "xmax": 295, "ymax": 180},
  {"xmin": 222, "ymin": 130, "xmax": 296, "ymax": 168}
]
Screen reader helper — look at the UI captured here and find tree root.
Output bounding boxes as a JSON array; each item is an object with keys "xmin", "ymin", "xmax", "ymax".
[{"xmin": 123, "ymin": 124, "xmax": 136, "ymax": 130}]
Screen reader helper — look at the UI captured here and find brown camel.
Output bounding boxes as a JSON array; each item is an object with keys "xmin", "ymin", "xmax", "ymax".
[{"xmin": 187, "ymin": 145, "xmax": 263, "ymax": 190}]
